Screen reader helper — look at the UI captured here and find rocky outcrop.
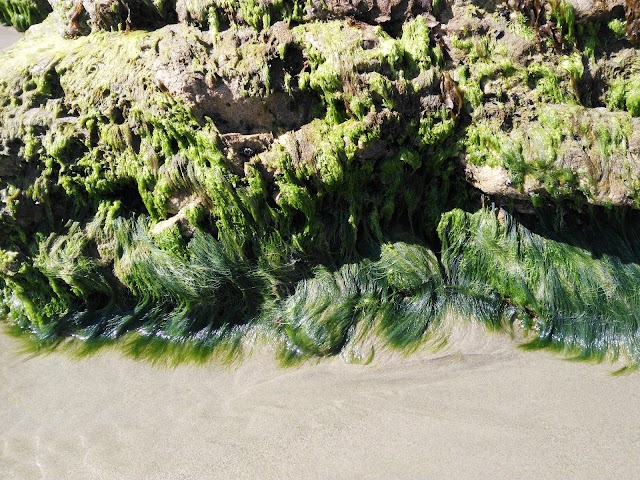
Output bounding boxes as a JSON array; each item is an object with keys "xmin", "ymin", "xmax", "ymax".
[
  {"xmin": 437, "ymin": 0, "xmax": 640, "ymax": 208},
  {"xmin": 0, "ymin": 6, "xmax": 458, "ymax": 354},
  {"xmin": 465, "ymin": 106, "xmax": 640, "ymax": 207},
  {"xmin": 2, "ymin": 0, "xmax": 640, "ymax": 363}
]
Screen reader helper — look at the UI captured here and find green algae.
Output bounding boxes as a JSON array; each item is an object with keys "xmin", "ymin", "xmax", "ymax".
[
  {"xmin": 0, "ymin": 0, "xmax": 51, "ymax": 31},
  {"xmin": 508, "ymin": 12, "xmax": 535, "ymax": 40},
  {"xmin": 464, "ymin": 104, "xmax": 636, "ymax": 204},
  {"xmin": 4, "ymin": 5, "xmax": 640, "ymax": 369},
  {"xmin": 179, "ymin": 0, "xmax": 306, "ymax": 31},
  {"xmin": 439, "ymin": 207, "xmax": 640, "ymax": 363},
  {"xmin": 0, "ymin": 16, "xmax": 468, "ymax": 363},
  {"xmin": 550, "ymin": 0, "xmax": 576, "ymax": 45},
  {"xmin": 607, "ymin": 71, "xmax": 640, "ymax": 117},
  {"xmin": 608, "ymin": 19, "xmax": 627, "ymax": 38}
]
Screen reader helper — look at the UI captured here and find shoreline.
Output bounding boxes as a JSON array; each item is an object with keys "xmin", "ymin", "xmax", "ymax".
[{"xmin": 2, "ymin": 325, "xmax": 640, "ymax": 479}]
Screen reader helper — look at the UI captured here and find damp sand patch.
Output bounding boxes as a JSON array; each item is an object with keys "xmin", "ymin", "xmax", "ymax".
[
  {"xmin": 0, "ymin": 25, "xmax": 21, "ymax": 50},
  {"xmin": 2, "ymin": 323, "xmax": 640, "ymax": 479}
]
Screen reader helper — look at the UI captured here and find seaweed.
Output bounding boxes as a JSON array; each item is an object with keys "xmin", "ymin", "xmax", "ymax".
[
  {"xmin": 0, "ymin": 0, "xmax": 51, "ymax": 31},
  {"xmin": 3, "ymin": 2, "xmax": 640, "ymax": 368},
  {"xmin": 513, "ymin": 0, "xmax": 575, "ymax": 51},
  {"xmin": 439, "ymin": 207, "xmax": 640, "ymax": 363},
  {"xmin": 0, "ymin": 16, "xmax": 469, "ymax": 362},
  {"xmin": 176, "ymin": 0, "xmax": 306, "ymax": 32}
]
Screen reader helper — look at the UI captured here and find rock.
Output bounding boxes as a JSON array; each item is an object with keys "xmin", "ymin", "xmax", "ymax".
[
  {"xmin": 0, "ymin": 140, "xmax": 22, "ymax": 177},
  {"xmin": 569, "ymin": 0, "xmax": 625, "ymax": 20},
  {"xmin": 465, "ymin": 164, "xmax": 531, "ymax": 200},
  {"xmin": 463, "ymin": 106, "xmax": 640, "ymax": 207},
  {"xmin": 307, "ymin": 0, "xmax": 425, "ymax": 24},
  {"xmin": 55, "ymin": 0, "xmax": 175, "ymax": 36},
  {"xmin": 150, "ymin": 197, "xmax": 200, "ymax": 235},
  {"xmin": 221, "ymin": 132, "xmax": 274, "ymax": 175}
]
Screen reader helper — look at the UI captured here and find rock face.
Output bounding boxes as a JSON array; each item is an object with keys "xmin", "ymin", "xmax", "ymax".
[
  {"xmin": 465, "ymin": 106, "xmax": 640, "ymax": 207},
  {"xmin": 570, "ymin": 0, "xmax": 625, "ymax": 19},
  {"xmin": 1, "ymin": 0, "xmax": 640, "ymax": 364}
]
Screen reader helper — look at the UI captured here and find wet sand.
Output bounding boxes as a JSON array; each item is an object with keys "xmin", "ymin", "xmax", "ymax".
[
  {"xmin": 2, "ymin": 325, "xmax": 640, "ymax": 480},
  {"xmin": 0, "ymin": 25, "xmax": 22, "ymax": 51}
]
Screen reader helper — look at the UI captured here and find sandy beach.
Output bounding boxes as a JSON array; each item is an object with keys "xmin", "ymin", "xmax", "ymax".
[{"xmin": 2, "ymin": 323, "xmax": 640, "ymax": 480}]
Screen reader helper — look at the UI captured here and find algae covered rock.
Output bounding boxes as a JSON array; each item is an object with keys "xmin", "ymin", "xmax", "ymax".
[
  {"xmin": 55, "ymin": 0, "xmax": 177, "ymax": 37},
  {"xmin": 464, "ymin": 105, "xmax": 640, "ymax": 207},
  {"xmin": 2, "ymin": 0, "xmax": 640, "ymax": 365},
  {"xmin": 0, "ymin": 9, "xmax": 463, "ymax": 360},
  {"xmin": 446, "ymin": 0, "xmax": 640, "ymax": 208}
]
